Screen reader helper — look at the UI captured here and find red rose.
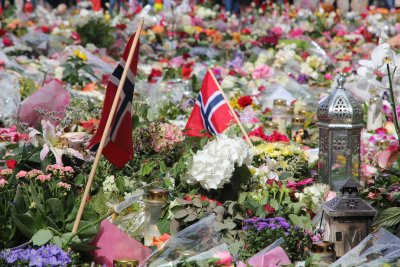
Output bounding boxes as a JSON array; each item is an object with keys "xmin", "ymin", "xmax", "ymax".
[
  {"xmin": 182, "ymin": 67, "xmax": 193, "ymax": 79},
  {"xmin": 184, "ymin": 195, "xmax": 193, "ymax": 201},
  {"xmin": 2, "ymin": 37, "xmax": 13, "ymax": 47},
  {"xmin": 237, "ymin": 96, "xmax": 253, "ymax": 108},
  {"xmin": 200, "ymin": 195, "xmax": 208, "ymax": 201},
  {"xmin": 6, "ymin": 159, "xmax": 17, "ymax": 169}
]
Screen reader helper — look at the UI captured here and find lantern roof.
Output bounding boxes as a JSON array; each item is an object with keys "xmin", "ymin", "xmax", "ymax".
[
  {"xmin": 322, "ymin": 178, "xmax": 376, "ymax": 217},
  {"xmin": 317, "ymin": 74, "xmax": 363, "ymax": 125}
]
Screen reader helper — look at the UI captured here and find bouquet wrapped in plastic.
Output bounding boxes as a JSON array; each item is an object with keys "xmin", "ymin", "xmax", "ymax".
[
  {"xmin": 142, "ymin": 215, "xmax": 232, "ymax": 267},
  {"xmin": 332, "ymin": 228, "xmax": 400, "ymax": 267}
]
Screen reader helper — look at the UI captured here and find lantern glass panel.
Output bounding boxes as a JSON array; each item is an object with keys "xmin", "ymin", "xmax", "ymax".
[
  {"xmin": 332, "ymin": 151, "xmax": 347, "ymax": 191},
  {"xmin": 318, "ymin": 152, "xmax": 328, "ymax": 182}
]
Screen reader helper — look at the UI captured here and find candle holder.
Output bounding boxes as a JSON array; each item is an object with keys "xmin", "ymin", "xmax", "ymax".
[{"xmin": 144, "ymin": 188, "xmax": 167, "ymax": 246}]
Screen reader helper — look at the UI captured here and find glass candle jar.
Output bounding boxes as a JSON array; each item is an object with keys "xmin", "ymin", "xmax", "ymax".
[
  {"xmin": 286, "ymin": 106, "xmax": 295, "ymax": 129},
  {"xmin": 291, "ymin": 117, "xmax": 305, "ymax": 139},
  {"xmin": 272, "ymin": 99, "xmax": 287, "ymax": 135},
  {"xmin": 144, "ymin": 188, "xmax": 167, "ymax": 246},
  {"xmin": 265, "ymin": 121, "xmax": 279, "ymax": 135},
  {"xmin": 367, "ymin": 96, "xmax": 384, "ymax": 131}
]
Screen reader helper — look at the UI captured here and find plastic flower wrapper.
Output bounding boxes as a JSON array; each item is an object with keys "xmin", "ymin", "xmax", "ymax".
[
  {"xmin": 331, "ymin": 228, "xmax": 400, "ymax": 267},
  {"xmin": 143, "ymin": 215, "xmax": 226, "ymax": 267},
  {"xmin": 237, "ymin": 238, "xmax": 291, "ymax": 267},
  {"xmin": 0, "ymin": 71, "xmax": 21, "ymax": 127}
]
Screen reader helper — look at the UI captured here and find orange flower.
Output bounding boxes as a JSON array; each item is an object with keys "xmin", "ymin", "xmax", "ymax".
[
  {"xmin": 151, "ymin": 25, "xmax": 164, "ymax": 34},
  {"xmin": 151, "ymin": 233, "xmax": 171, "ymax": 249},
  {"xmin": 369, "ymin": 8, "xmax": 389, "ymax": 15},
  {"xmin": 194, "ymin": 26, "xmax": 203, "ymax": 33},
  {"xmin": 82, "ymin": 82, "xmax": 96, "ymax": 92},
  {"xmin": 231, "ymin": 32, "xmax": 241, "ymax": 43}
]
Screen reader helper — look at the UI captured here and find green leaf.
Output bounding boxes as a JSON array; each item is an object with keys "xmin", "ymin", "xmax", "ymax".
[
  {"xmin": 270, "ymin": 198, "xmax": 279, "ymax": 210},
  {"xmin": 32, "ymin": 229, "xmax": 53, "ymax": 246},
  {"xmin": 115, "ymin": 176, "xmax": 125, "ymax": 193},
  {"xmin": 214, "ymin": 221, "xmax": 227, "ymax": 231},
  {"xmin": 160, "ymin": 161, "xmax": 167, "ymax": 174},
  {"xmin": 373, "ymin": 207, "xmax": 400, "ymax": 228},
  {"xmin": 238, "ymin": 193, "xmax": 247, "ymax": 204},
  {"xmin": 45, "ymin": 198, "xmax": 64, "ymax": 222},
  {"xmin": 51, "ymin": 236, "xmax": 63, "ymax": 248},
  {"xmin": 193, "ymin": 198, "xmax": 202, "ymax": 208},
  {"xmin": 74, "ymin": 174, "xmax": 86, "ymax": 186},
  {"xmin": 176, "ymin": 198, "xmax": 191, "ymax": 205},
  {"xmin": 157, "ymin": 218, "xmax": 171, "ymax": 235},
  {"xmin": 289, "ymin": 214, "xmax": 313, "ymax": 230},
  {"xmin": 184, "ymin": 213, "xmax": 197, "ymax": 222},
  {"xmin": 12, "ymin": 214, "xmax": 37, "ymax": 238},
  {"xmin": 132, "ymin": 114, "xmax": 140, "ymax": 130},
  {"xmin": 174, "ymin": 209, "xmax": 189, "ymax": 219}
]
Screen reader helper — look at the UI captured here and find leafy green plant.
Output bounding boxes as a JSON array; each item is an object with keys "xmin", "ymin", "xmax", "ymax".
[{"xmin": 76, "ymin": 18, "xmax": 115, "ymax": 48}]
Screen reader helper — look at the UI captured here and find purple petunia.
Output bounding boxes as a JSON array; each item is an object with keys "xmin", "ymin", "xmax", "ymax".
[{"xmin": 0, "ymin": 245, "xmax": 72, "ymax": 267}]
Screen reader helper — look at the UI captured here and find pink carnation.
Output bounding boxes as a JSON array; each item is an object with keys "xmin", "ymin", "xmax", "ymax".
[{"xmin": 289, "ymin": 28, "xmax": 304, "ymax": 38}]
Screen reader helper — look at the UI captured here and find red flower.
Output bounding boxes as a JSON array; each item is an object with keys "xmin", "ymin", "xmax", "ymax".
[
  {"xmin": 200, "ymin": 195, "xmax": 208, "ymax": 201},
  {"xmin": 184, "ymin": 195, "xmax": 193, "ymax": 201},
  {"xmin": 246, "ymin": 209, "xmax": 252, "ymax": 215},
  {"xmin": 258, "ymin": 85, "xmax": 266, "ymax": 91},
  {"xmin": 6, "ymin": 159, "xmax": 17, "ymax": 169},
  {"xmin": 263, "ymin": 107, "xmax": 272, "ymax": 114},
  {"xmin": 2, "ymin": 37, "xmax": 13, "ymax": 47},
  {"xmin": 80, "ymin": 119, "xmax": 98, "ymax": 134},
  {"xmin": 182, "ymin": 66, "xmax": 193, "ymax": 79},
  {"xmin": 242, "ymin": 28, "xmax": 251, "ymax": 35},
  {"xmin": 375, "ymin": 127, "xmax": 387, "ymax": 135},
  {"xmin": 148, "ymin": 68, "xmax": 163, "ymax": 83},
  {"xmin": 182, "ymin": 52, "xmax": 191, "ymax": 60},
  {"xmin": 41, "ymin": 26, "xmax": 51, "ymax": 33},
  {"xmin": 237, "ymin": 96, "xmax": 253, "ymax": 108},
  {"xmin": 264, "ymin": 204, "xmax": 276, "ymax": 214},
  {"xmin": 116, "ymin": 24, "xmax": 127, "ymax": 30},
  {"xmin": 70, "ymin": 32, "xmax": 81, "ymax": 44},
  {"xmin": 0, "ymin": 29, "xmax": 7, "ymax": 37}
]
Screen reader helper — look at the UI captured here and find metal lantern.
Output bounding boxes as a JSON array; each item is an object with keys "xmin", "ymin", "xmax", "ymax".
[
  {"xmin": 317, "ymin": 74, "xmax": 363, "ymax": 191},
  {"xmin": 321, "ymin": 178, "xmax": 377, "ymax": 257}
]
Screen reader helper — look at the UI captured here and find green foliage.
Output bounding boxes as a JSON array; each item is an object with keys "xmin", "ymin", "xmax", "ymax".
[
  {"xmin": 19, "ymin": 76, "xmax": 38, "ymax": 100},
  {"xmin": 76, "ymin": 18, "xmax": 115, "ymax": 48},
  {"xmin": 373, "ymin": 207, "xmax": 400, "ymax": 235}
]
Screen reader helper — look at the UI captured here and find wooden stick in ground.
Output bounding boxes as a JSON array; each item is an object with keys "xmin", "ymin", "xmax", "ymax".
[
  {"xmin": 208, "ymin": 69, "xmax": 253, "ymax": 147},
  {"xmin": 71, "ymin": 19, "xmax": 144, "ymax": 234}
]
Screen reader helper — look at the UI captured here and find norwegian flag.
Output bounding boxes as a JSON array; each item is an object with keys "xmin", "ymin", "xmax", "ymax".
[
  {"xmin": 87, "ymin": 34, "xmax": 140, "ymax": 168},
  {"xmin": 185, "ymin": 71, "xmax": 235, "ymax": 137}
]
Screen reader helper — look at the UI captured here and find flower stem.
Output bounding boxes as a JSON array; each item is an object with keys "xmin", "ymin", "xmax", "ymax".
[
  {"xmin": 65, "ymin": 211, "xmax": 113, "ymax": 249},
  {"xmin": 386, "ymin": 63, "xmax": 400, "ymax": 139}
]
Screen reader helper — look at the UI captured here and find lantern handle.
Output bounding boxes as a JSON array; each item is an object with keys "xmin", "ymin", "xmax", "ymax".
[{"xmin": 337, "ymin": 73, "xmax": 346, "ymax": 90}]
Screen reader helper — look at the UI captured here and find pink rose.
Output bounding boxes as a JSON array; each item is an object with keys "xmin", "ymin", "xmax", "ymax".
[
  {"xmin": 368, "ymin": 192, "xmax": 378, "ymax": 200},
  {"xmin": 252, "ymin": 64, "xmax": 274, "ymax": 80},
  {"xmin": 214, "ymin": 251, "xmax": 232, "ymax": 266}
]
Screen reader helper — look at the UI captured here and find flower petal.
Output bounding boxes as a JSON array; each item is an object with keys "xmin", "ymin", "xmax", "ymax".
[{"xmin": 40, "ymin": 144, "xmax": 50, "ymax": 160}]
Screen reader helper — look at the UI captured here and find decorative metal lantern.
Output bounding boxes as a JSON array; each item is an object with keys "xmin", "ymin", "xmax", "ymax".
[
  {"xmin": 317, "ymin": 74, "xmax": 363, "ymax": 191},
  {"xmin": 321, "ymin": 178, "xmax": 377, "ymax": 257}
]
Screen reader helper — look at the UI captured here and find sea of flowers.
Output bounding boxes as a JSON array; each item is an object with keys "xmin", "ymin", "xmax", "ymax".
[{"xmin": 1, "ymin": 1, "xmax": 400, "ymax": 266}]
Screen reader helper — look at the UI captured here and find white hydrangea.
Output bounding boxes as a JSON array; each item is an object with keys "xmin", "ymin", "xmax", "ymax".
[
  {"xmin": 187, "ymin": 136, "xmax": 253, "ymax": 190},
  {"xmin": 103, "ymin": 175, "xmax": 119, "ymax": 194}
]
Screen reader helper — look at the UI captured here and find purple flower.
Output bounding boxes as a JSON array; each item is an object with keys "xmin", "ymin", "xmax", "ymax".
[
  {"xmin": 279, "ymin": 221, "xmax": 291, "ymax": 229},
  {"xmin": 256, "ymin": 222, "xmax": 269, "ymax": 231},
  {"xmin": 297, "ymin": 74, "xmax": 308, "ymax": 84}
]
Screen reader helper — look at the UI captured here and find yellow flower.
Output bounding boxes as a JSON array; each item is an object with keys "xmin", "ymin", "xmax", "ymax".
[{"xmin": 74, "ymin": 50, "xmax": 88, "ymax": 61}]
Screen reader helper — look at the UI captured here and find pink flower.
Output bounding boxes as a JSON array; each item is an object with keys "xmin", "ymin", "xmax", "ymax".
[
  {"xmin": 361, "ymin": 164, "xmax": 378, "ymax": 178},
  {"xmin": 252, "ymin": 64, "xmax": 274, "ymax": 80},
  {"xmin": 169, "ymin": 56, "xmax": 185, "ymax": 68},
  {"xmin": 36, "ymin": 174, "xmax": 52, "ymax": 182},
  {"xmin": 214, "ymin": 251, "xmax": 232, "ymax": 266},
  {"xmin": 368, "ymin": 192, "xmax": 378, "ymax": 200},
  {"xmin": 271, "ymin": 26, "xmax": 283, "ymax": 37},
  {"xmin": 16, "ymin": 170, "xmax": 28, "ymax": 179},
  {"xmin": 324, "ymin": 73, "xmax": 333, "ymax": 80},
  {"xmin": 27, "ymin": 169, "xmax": 44, "ymax": 179},
  {"xmin": 289, "ymin": 28, "xmax": 304, "ymax": 38},
  {"xmin": 57, "ymin": 182, "xmax": 71, "ymax": 191},
  {"xmin": 324, "ymin": 191, "xmax": 337, "ymax": 202},
  {"xmin": 378, "ymin": 140, "xmax": 399, "ymax": 169},
  {"xmin": 0, "ymin": 178, "xmax": 8, "ymax": 188}
]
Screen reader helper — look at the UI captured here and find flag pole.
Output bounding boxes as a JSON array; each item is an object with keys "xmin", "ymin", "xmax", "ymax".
[
  {"xmin": 208, "ymin": 69, "xmax": 253, "ymax": 147},
  {"xmin": 71, "ymin": 19, "xmax": 144, "ymax": 234}
]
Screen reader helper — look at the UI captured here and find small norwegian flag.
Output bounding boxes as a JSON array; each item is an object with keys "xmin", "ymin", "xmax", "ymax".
[
  {"xmin": 185, "ymin": 70, "xmax": 235, "ymax": 137},
  {"xmin": 87, "ymin": 34, "xmax": 140, "ymax": 168}
]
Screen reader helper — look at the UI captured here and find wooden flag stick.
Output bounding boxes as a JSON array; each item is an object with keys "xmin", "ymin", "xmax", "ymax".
[
  {"xmin": 71, "ymin": 19, "xmax": 144, "ymax": 234},
  {"xmin": 208, "ymin": 69, "xmax": 253, "ymax": 147}
]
